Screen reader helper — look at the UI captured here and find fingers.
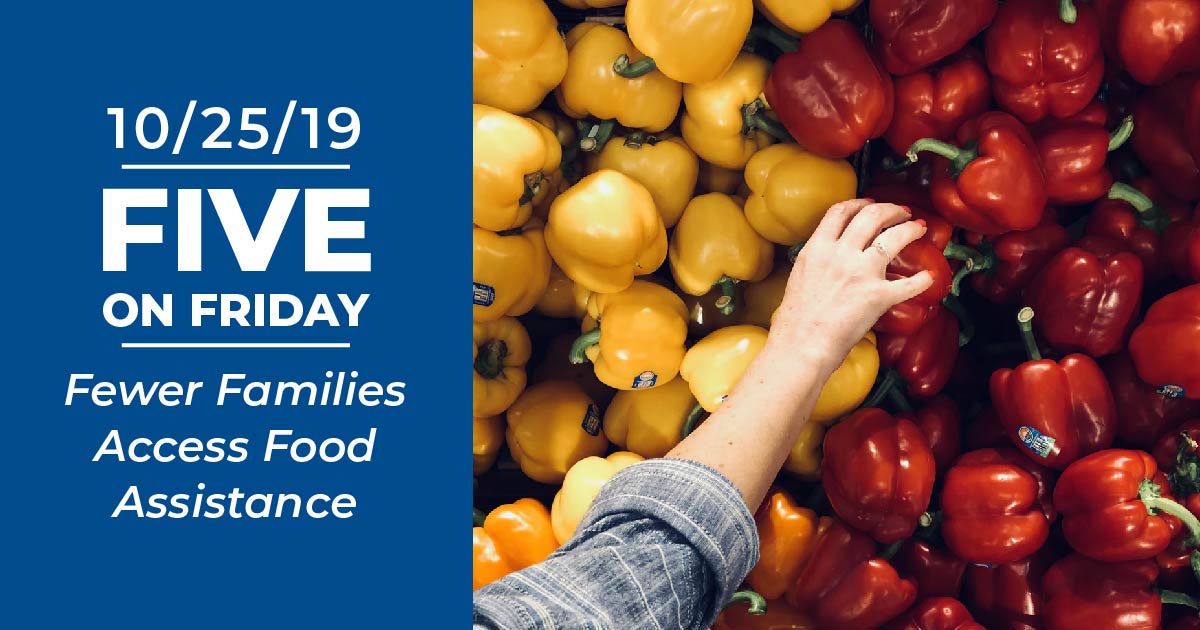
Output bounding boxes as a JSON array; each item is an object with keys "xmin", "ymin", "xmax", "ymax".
[
  {"xmin": 886, "ymin": 270, "xmax": 935, "ymax": 304},
  {"xmin": 809, "ymin": 199, "xmax": 873, "ymax": 244},
  {"xmin": 870, "ymin": 220, "xmax": 928, "ymax": 267},
  {"xmin": 840, "ymin": 203, "xmax": 912, "ymax": 250}
]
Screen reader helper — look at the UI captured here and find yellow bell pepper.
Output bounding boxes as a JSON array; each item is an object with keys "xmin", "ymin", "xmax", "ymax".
[
  {"xmin": 473, "ymin": 317, "xmax": 532, "ymax": 416},
  {"xmin": 506, "ymin": 380, "xmax": 609, "ymax": 484},
  {"xmin": 571, "ymin": 280, "xmax": 688, "ymax": 391},
  {"xmin": 558, "ymin": 0, "xmax": 626, "ymax": 7},
  {"xmin": 622, "ymin": 0, "xmax": 754, "ymax": 85},
  {"xmin": 680, "ymin": 53, "xmax": 782, "ymax": 170},
  {"xmin": 811, "ymin": 333, "xmax": 880, "ymax": 424},
  {"xmin": 755, "ymin": 0, "xmax": 862, "ymax": 37},
  {"xmin": 604, "ymin": 376, "xmax": 695, "ymax": 458},
  {"xmin": 473, "ymin": 0, "xmax": 568, "ymax": 115},
  {"xmin": 783, "ymin": 421, "xmax": 826, "ymax": 479},
  {"xmin": 669, "ymin": 193, "xmax": 773, "ymax": 317},
  {"xmin": 743, "ymin": 144, "xmax": 858, "ymax": 246},
  {"xmin": 473, "ymin": 218, "xmax": 552, "ymax": 322},
  {"xmin": 697, "ymin": 161, "xmax": 745, "ymax": 195},
  {"xmin": 739, "ymin": 266, "xmax": 790, "ymax": 329},
  {"xmin": 528, "ymin": 109, "xmax": 577, "ymax": 148},
  {"xmin": 535, "ymin": 264, "xmax": 592, "ymax": 319},
  {"xmin": 550, "ymin": 451, "xmax": 645, "ymax": 544},
  {"xmin": 680, "ymin": 324, "xmax": 770, "ymax": 412},
  {"xmin": 474, "ymin": 415, "xmax": 505, "ymax": 476},
  {"xmin": 555, "ymin": 23, "xmax": 682, "ymax": 133},
  {"xmin": 531, "ymin": 332, "xmax": 617, "ymax": 409},
  {"xmin": 473, "ymin": 104, "xmax": 563, "ymax": 232},
  {"xmin": 593, "ymin": 133, "xmax": 699, "ymax": 228},
  {"xmin": 545, "ymin": 169, "xmax": 668, "ymax": 294}
]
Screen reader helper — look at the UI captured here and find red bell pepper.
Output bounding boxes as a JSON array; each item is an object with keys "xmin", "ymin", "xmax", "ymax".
[
  {"xmin": 872, "ymin": 159, "xmax": 936, "ymax": 191},
  {"xmin": 941, "ymin": 448, "xmax": 1057, "ymax": 566},
  {"xmin": 901, "ymin": 395, "xmax": 962, "ymax": 476},
  {"xmin": 909, "ymin": 112, "xmax": 1047, "ymax": 236},
  {"xmin": 1105, "ymin": 351, "xmax": 1200, "ymax": 449},
  {"xmin": 822, "ymin": 408, "xmax": 936, "ymax": 544},
  {"xmin": 1188, "ymin": 79, "xmax": 1200, "ymax": 166},
  {"xmin": 878, "ymin": 305, "xmax": 960, "ymax": 401},
  {"xmin": 1130, "ymin": 285, "xmax": 1200, "ymax": 400},
  {"xmin": 1022, "ymin": 235, "xmax": 1144, "ymax": 358},
  {"xmin": 967, "ymin": 221, "xmax": 1071, "ymax": 305},
  {"xmin": 894, "ymin": 539, "xmax": 968, "ymax": 601},
  {"xmin": 963, "ymin": 406, "xmax": 1012, "ymax": 451},
  {"xmin": 1054, "ymin": 449, "xmax": 1200, "ymax": 562},
  {"xmin": 764, "ymin": 20, "xmax": 893, "ymax": 159},
  {"xmin": 1087, "ymin": 181, "xmax": 1191, "ymax": 284},
  {"xmin": 884, "ymin": 49, "xmax": 991, "ymax": 158},
  {"xmin": 1131, "ymin": 76, "xmax": 1200, "ymax": 201},
  {"xmin": 787, "ymin": 518, "xmax": 918, "ymax": 630},
  {"xmin": 1042, "ymin": 554, "xmax": 1164, "ymax": 630},
  {"xmin": 869, "ymin": 0, "xmax": 997, "ymax": 76},
  {"xmin": 984, "ymin": 0, "xmax": 1104, "ymax": 124},
  {"xmin": 1093, "ymin": 0, "xmax": 1200, "ymax": 85},
  {"xmin": 872, "ymin": 239, "xmax": 954, "ymax": 336},
  {"xmin": 884, "ymin": 598, "xmax": 985, "ymax": 630},
  {"xmin": 1035, "ymin": 110, "xmax": 1133, "ymax": 205},
  {"xmin": 1153, "ymin": 419, "xmax": 1200, "ymax": 520},
  {"xmin": 990, "ymin": 307, "xmax": 1117, "ymax": 469},
  {"xmin": 1159, "ymin": 535, "xmax": 1200, "ymax": 594},
  {"xmin": 962, "ymin": 545, "xmax": 1058, "ymax": 630},
  {"xmin": 1164, "ymin": 209, "xmax": 1200, "ymax": 284}
]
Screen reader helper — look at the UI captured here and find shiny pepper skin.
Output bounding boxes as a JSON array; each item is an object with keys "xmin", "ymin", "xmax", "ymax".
[
  {"xmin": 1094, "ymin": 0, "xmax": 1200, "ymax": 85},
  {"xmin": 473, "ymin": 104, "xmax": 563, "ymax": 232},
  {"xmin": 576, "ymin": 280, "xmax": 688, "ymax": 391},
  {"xmin": 1042, "ymin": 554, "xmax": 1162, "ymax": 630},
  {"xmin": 550, "ymin": 451, "xmax": 644, "ymax": 544},
  {"xmin": 877, "ymin": 304, "xmax": 960, "ymax": 401},
  {"xmin": 743, "ymin": 143, "xmax": 858, "ymax": 246},
  {"xmin": 900, "ymin": 395, "xmax": 962, "ymax": 475},
  {"xmin": 870, "ymin": 0, "xmax": 998, "ymax": 75},
  {"xmin": 942, "ymin": 448, "xmax": 1057, "ymax": 565},
  {"xmin": 1086, "ymin": 179, "xmax": 1193, "ymax": 284},
  {"xmin": 505, "ymin": 380, "xmax": 609, "ymax": 484},
  {"xmin": 473, "ymin": 316, "xmax": 532, "ymax": 416},
  {"xmin": 822, "ymin": 408, "xmax": 936, "ymax": 543},
  {"xmin": 1130, "ymin": 285, "xmax": 1200, "ymax": 400},
  {"xmin": 473, "ymin": 415, "xmax": 504, "ymax": 476},
  {"xmin": 473, "ymin": 498, "xmax": 560, "ymax": 589},
  {"xmin": 985, "ymin": 0, "xmax": 1104, "ymax": 124},
  {"xmin": 755, "ymin": 0, "xmax": 860, "ymax": 36},
  {"xmin": 473, "ymin": 219, "xmax": 552, "ymax": 322},
  {"xmin": 884, "ymin": 597, "xmax": 986, "ymax": 630},
  {"xmin": 472, "ymin": 0, "xmax": 568, "ymax": 115},
  {"xmin": 1034, "ymin": 102, "xmax": 1122, "ymax": 205},
  {"xmin": 594, "ymin": 134, "xmax": 698, "ymax": 228},
  {"xmin": 884, "ymin": 48, "xmax": 992, "ymax": 157},
  {"xmin": 681, "ymin": 53, "xmax": 777, "ymax": 170},
  {"xmin": 963, "ymin": 545, "xmax": 1058, "ymax": 630},
  {"xmin": 603, "ymin": 376, "xmax": 694, "ymax": 459},
  {"xmin": 873, "ymin": 238, "xmax": 953, "ymax": 336},
  {"xmin": 623, "ymin": 0, "xmax": 753, "ymax": 85},
  {"xmin": 893, "ymin": 540, "xmax": 968, "ymax": 600},
  {"xmin": 680, "ymin": 325, "xmax": 769, "ymax": 412},
  {"xmin": 1131, "ymin": 76, "xmax": 1200, "ymax": 201},
  {"xmin": 968, "ymin": 219, "xmax": 1071, "ymax": 305},
  {"xmin": 746, "ymin": 487, "xmax": 825, "ymax": 600},
  {"xmin": 811, "ymin": 333, "xmax": 880, "ymax": 425},
  {"xmin": 669, "ymin": 193, "xmax": 774, "ymax": 300},
  {"xmin": 1105, "ymin": 350, "xmax": 1200, "ymax": 449}
]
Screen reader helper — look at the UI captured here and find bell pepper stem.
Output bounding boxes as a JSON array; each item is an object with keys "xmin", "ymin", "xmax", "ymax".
[
  {"xmin": 1170, "ymin": 431, "xmax": 1200, "ymax": 496},
  {"xmin": 1108, "ymin": 115, "xmax": 1134, "ymax": 151},
  {"xmin": 714, "ymin": 277, "xmax": 737, "ymax": 316},
  {"xmin": 474, "ymin": 339, "xmax": 508, "ymax": 379},
  {"xmin": 613, "ymin": 54, "xmax": 657, "ymax": 79},
  {"xmin": 882, "ymin": 155, "xmax": 915, "ymax": 172},
  {"xmin": 578, "ymin": 119, "xmax": 615, "ymax": 153},
  {"xmin": 907, "ymin": 138, "xmax": 978, "ymax": 178},
  {"xmin": 944, "ymin": 241, "xmax": 994, "ymax": 296},
  {"xmin": 862, "ymin": 369, "xmax": 902, "ymax": 410},
  {"xmin": 1016, "ymin": 307, "xmax": 1041, "ymax": 361},
  {"xmin": 879, "ymin": 540, "xmax": 905, "ymax": 562},
  {"xmin": 473, "ymin": 507, "xmax": 486, "ymax": 528},
  {"xmin": 622, "ymin": 131, "xmax": 658, "ymax": 149},
  {"xmin": 1160, "ymin": 588, "xmax": 1200, "ymax": 610},
  {"xmin": 1140, "ymin": 478, "xmax": 1200, "ymax": 545},
  {"xmin": 886, "ymin": 384, "xmax": 914, "ymax": 414},
  {"xmin": 681, "ymin": 403, "xmax": 706, "ymax": 440},
  {"xmin": 748, "ymin": 24, "xmax": 798, "ymax": 54},
  {"xmin": 1060, "ymin": 0, "xmax": 1078, "ymax": 23},
  {"xmin": 568, "ymin": 328, "xmax": 601, "ymax": 365},
  {"xmin": 787, "ymin": 241, "xmax": 805, "ymax": 263},
  {"xmin": 742, "ymin": 99, "xmax": 793, "ymax": 142},
  {"xmin": 1108, "ymin": 182, "xmax": 1170, "ymax": 233},
  {"xmin": 943, "ymin": 295, "xmax": 975, "ymax": 348},
  {"xmin": 518, "ymin": 172, "xmax": 544, "ymax": 206},
  {"xmin": 723, "ymin": 590, "xmax": 768, "ymax": 615}
]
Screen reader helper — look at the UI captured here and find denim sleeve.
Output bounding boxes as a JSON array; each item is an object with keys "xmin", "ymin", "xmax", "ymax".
[{"xmin": 472, "ymin": 458, "xmax": 760, "ymax": 630}]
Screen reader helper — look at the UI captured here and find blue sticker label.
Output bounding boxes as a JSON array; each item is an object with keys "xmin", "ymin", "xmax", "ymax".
[
  {"xmin": 631, "ymin": 371, "xmax": 657, "ymax": 389},
  {"xmin": 472, "ymin": 282, "xmax": 495, "ymax": 306},
  {"xmin": 581, "ymin": 404, "xmax": 602, "ymax": 436},
  {"xmin": 1157, "ymin": 384, "xmax": 1186, "ymax": 399},
  {"xmin": 1017, "ymin": 425, "xmax": 1056, "ymax": 458}
]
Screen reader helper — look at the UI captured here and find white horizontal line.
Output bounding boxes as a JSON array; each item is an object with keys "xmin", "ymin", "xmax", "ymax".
[
  {"xmin": 121, "ymin": 164, "xmax": 350, "ymax": 170},
  {"xmin": 122, "ymin": 342, "xmax": 350, "ymax": 349}
]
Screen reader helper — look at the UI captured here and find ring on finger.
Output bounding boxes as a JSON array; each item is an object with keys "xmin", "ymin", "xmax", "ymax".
[{"xmin": 871, "ymin": 240, "xmax": 891, "ymax": 260}]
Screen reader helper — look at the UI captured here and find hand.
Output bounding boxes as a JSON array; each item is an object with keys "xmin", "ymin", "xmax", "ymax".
[{"xmin": 770, "ymin": 199, "xmax": 933, "ymax": 369}]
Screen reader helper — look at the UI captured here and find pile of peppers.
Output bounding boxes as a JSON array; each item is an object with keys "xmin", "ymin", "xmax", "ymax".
[{"xmin": 474, "ymin": 0, "xmax": 1200, "ymax": 627}]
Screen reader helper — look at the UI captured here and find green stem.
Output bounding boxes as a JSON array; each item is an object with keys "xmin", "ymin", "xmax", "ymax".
[
  {"xmin": 474, "ymin": 339, "xmax": 508, "ymax": 379},
  {"xmin": 1108, "ymin": 182, "xmax": 1169, "ymax": 232},
  {"xmin": 749, "ymin": 24, "xmax": 798, "ymax": 53},
  {"xmin": 1060, "ymin": 0, "xmax": 1078, "ymax": 23},
  {"xmin": 907, "ymin": 138, "xmax": 978, "ymax": 178},
  {"xmin": 1141, "ymin": 478, "xmax": 1200, "ymax": 545},
  {"xmin": 944, "ymin": 241, "xmax": 994, "ymax": 296},
  {"xmin": 862, "ymin": 370, "xmax": 902, "ymax": 410},
  {"xmin": 882, "ymin": 155, "xmax": 915, "ymax": 172},
  {"xmin": 1016, "ymin": 307, "xmax": 1041, "ymax": 361},
  {"xmin": 496, "ymin": 226, "xmax": 525, "ymax": 237},
  {"xmin": 787, "ymin": 241, "xmax": 805, "ymax": 263},
  {"xmin": 1108, "ymin": 115, "xmax": 1134, "ymax": 151},
  {"xmin": 714, "ymin": 277, "xmax": 737, "ymax": 316},
  {"xmin": 613, "ymin": 54, "xmax": 656, "ymax": 79},
  {"xmin": 681, "ymin": 403, "xmax": 706, "ymax": 439},
  {"xmin": 568, "ymin": 328, "xmax": 601, "ymax": 365},
  {"xmin": 943, "ymin": 295, "xmax": 975, "ymax": 348},
  {"xmin": 519, "ymin": 172, "xmax": 544, "ymax": 206},
  {"xmin": 887, "ymin": 384, "xmax": 914, "ymax": 414},
  {"xmin": 723, "ymin": 590, "xmax": 768, "ymax": 615},
  {"xmin": 578, "ymin": 119, "xmax": 615, "ymax": 153},
  {"xmin": 742, "ymin": 99, "xmax": 793, "ymax": 141},
  {"xmin": 473, "ymin": 508, "xmax": 486, "ymax": 527},
  {"xmin": 880, "ymin": 540, "xmax": 905, "ymax": 562},
  {"xmin": 1160, "ymin": 588, "xmax": 1200, "ymax": 610},
  {"xmin": 622, "ymin": 131, "xmax": 657, "ymax": 149}
]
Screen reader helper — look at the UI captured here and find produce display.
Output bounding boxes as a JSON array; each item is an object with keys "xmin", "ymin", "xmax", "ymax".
[{"xmin": 473, "ymin": 0, "xmax": 1200, "ymax": 626}]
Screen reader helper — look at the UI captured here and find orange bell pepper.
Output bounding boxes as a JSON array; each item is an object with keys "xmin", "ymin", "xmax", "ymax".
[
  {"xmin": 746, "ymin": 487, "xmax": 826, "ymax": 599},
  {"xmin": 473, "ymin": 498, "xmax": 559, "ymax": 590}
]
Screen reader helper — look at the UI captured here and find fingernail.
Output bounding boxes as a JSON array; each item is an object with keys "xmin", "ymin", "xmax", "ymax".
[{"xmin": 915, "ymin": 218, "xmax": 927, "ymax": 228}]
